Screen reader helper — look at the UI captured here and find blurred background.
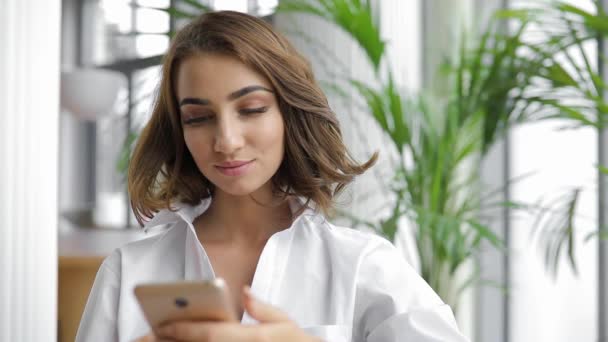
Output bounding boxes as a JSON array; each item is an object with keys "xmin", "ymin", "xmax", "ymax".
[{"xmin": 1, "ymin": 0, "xmax": 607, "ymax": 341}]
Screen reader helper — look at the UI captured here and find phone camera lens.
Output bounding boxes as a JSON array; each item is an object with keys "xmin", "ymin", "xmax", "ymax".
[{"xmin": 175, "ymin": 297, "xmax": 189, "ymax": 308}]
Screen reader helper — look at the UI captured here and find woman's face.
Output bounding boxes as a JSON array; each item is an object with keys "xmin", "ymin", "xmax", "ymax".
[{"xmin": 176, "ymin": 53, "xmax": 285, "ymax": 197}]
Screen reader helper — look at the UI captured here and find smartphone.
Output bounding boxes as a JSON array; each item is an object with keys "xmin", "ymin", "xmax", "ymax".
[{"xmin": 134, "ymin": 278, "xmax": 238, "ymax": 329}]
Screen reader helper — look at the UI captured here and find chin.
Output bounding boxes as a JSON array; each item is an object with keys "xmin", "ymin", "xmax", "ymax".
[
  {"xmin": 213, "ymin": 179, "xmax": 272, "ymax": 198},
  {"xmin": 213, "ymin": 180, "xmax": 265, "ymax": 197}
]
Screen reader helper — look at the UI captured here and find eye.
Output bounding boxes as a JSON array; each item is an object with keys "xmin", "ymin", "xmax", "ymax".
[
  {"xmin": 182, "ymin": 114, "xmax": 213, "ymax": 125},
  {"xmin": 239, "ymin": 106, "xmax": 268, "ymax": 115}
]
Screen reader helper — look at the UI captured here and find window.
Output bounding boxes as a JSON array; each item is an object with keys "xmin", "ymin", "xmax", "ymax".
[{"xmin": 60, "ymin": 0, "xmax": 279, "ymax": 227}]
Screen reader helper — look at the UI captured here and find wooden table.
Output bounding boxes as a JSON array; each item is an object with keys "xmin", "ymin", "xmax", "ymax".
[{"xmin": 58, "ymin": 219, "xmax": 150, "ymax": 342}]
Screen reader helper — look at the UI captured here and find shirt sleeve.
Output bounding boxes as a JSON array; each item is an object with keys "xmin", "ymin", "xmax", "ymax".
[
  {"xmin": 75, "ymin": 250, "xmax": 122, "ymax": 342},
  {"xmin": 353, "ymin": 237, "xmax": 470, "ymax": 342}
]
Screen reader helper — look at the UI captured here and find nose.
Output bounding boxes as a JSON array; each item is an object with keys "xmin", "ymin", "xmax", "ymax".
[{"xmin": 213, "ymin": 114, "xmax": 245, "ymax": 155}]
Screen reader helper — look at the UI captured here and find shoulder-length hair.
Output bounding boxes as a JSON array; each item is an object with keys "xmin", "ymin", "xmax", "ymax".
[{"xmin": 128, "ymin": 10, "xmax": 377, "ymax": 225}]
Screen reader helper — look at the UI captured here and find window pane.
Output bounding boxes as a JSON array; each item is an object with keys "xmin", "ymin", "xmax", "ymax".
[
  {"xmin": 136, "ymin": 34, "xmax": 169, "ymax": 58},
  {"xmin": 83, "ymin": 0, "xmax": 134, "ymax": 65},
  {"xmin": 82, "ymin": 0, "xmax": 172, "ymax": 65},
  {"xmin": 137, "ymin": 0, "xmax": 170, "ymax": 7},
  {"xmin": 254, "ymin": 0, "xmax": 278, "ymax": 16},
  {"xmin": 136, "ymin": 8, "xmax": 170, "ymax": 33},
  {"xmin": 100, "ymin": 0, "xmax": 132, "ymax": 33},
  {"xmin": 213, "ymin": 0, "xmax": 247, "ymax": 12}
]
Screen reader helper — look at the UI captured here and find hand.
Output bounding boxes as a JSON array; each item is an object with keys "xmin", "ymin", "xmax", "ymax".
[{"xmin": 135, "ymin": 286, "xmax": 321, "ymax": 342}]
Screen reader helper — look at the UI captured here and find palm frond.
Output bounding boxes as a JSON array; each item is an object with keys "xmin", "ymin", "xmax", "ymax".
[{"xmin": 278, "ymin": 0, "xmax": 385, "ymax": 72}]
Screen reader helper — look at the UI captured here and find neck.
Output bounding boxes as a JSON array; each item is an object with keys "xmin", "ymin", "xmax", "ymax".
[{"xmin": 195, "ymin": 186, "xmax": 293, "ymax": 244}]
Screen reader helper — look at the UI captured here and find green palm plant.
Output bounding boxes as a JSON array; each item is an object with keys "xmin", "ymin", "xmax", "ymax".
[
  {"xmin": 277, "ymin": 0, "xmax": 522, "ymax": 309},
  {"xmin": 277, "ymin": 0, "xmax": 608, "ymax": 308}
]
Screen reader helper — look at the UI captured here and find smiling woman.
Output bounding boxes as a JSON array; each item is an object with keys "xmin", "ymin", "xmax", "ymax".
[{"xmin": 75, "ymin": 10, "xmax": 469, "ymax": 342}]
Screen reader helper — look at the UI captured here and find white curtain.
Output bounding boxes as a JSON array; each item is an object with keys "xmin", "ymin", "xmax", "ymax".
[{"xmin": 0, "ymin": 0, "xmax": 61, "ymax": 340}]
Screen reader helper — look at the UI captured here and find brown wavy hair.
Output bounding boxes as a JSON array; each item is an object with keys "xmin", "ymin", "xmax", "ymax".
[{"xmin": 128, "ymin": 10, "xmax": 377, "ymax": 225}]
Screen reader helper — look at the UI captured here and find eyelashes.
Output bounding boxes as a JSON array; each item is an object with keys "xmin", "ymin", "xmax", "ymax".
[
  {"xmin": 183, "ymin": 116, "xmax": 212, "ymax": 125},
  {"xmin": 240, "ymin": 106, "xmax": 269, "ymax": 115},
  {"xmin": 182, "ymin": 106, "xmax": 269, "ymax": 126}
]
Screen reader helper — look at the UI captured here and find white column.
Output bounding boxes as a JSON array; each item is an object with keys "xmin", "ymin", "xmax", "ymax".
[
  {"xmin": 599, "ymin": 3, "xmax": 608, "ymax": 341},
  {"xmin": 0, "ymin": 0, "xmax": 61, "ymax": 341},
  {"xmin": 421, "ymin": 0, "xmax": 474, "ymax": 91},
  {"xmin": 474, "ymin": 1, "xmax": 511, "ymax": 341}
]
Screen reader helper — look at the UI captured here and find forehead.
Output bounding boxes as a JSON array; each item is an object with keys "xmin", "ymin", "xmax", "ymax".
[{"xmin": 175, "ymin": 53, "xmax": 272, "ymax": 99}]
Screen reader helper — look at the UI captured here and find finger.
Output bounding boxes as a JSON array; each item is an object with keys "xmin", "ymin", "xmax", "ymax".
[
  {"xmin": 157, "ymin": 321, "xmax": 251, "ymax": 342},
  {"xmin": 132, "ymin": 333, "xmax": 156, "ymax": 342},
  {"xmin": 242, "ymin": 286, "xmax": 291, "ymax": 323},
  {"xmin": 133, "ymin": 333, "xmax": 175, "ymax": 342}
]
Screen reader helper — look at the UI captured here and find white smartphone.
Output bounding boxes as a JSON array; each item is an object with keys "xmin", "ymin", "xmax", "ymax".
[{"xmin": 134, "ymin": 278, "xmax": 238, "ymax": 330}]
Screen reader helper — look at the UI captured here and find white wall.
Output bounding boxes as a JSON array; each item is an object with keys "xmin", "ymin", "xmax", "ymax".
[{"xmin": 0, "ymin": 0, "xmax": 61, "ymax": 340}]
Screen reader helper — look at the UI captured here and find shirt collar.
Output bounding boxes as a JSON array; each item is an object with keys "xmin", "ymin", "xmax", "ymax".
[
  {"xmin": 143, "ymin": 196, "xmax": 315, "ymax": 233},
  {"xmin": 143, "ymin": 198, "xmax": 211, "ymax": 233}
]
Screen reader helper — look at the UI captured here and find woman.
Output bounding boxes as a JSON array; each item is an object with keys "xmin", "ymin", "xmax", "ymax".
[{"xmin": 76, "ymin": 10, "xmax": 469, "ymax": 342}]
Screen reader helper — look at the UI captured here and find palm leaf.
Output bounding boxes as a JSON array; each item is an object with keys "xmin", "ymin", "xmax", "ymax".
[{"xmin": 278, "ymin": 0, "xmax": 385, "ymax": 72}]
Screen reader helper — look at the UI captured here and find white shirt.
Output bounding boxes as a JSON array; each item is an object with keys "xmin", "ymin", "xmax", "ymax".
[{"xmin": 76, "ymin": 198, "xmax": 469, "ymax": 342}]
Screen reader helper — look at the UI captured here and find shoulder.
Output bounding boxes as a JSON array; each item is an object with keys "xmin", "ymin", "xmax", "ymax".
[
  {"xmin": 103, "ymin": 222, "xmax": 187, "ymax": 271},
  {"xmin": 323, "ymin": 223, "xmax": 417, "ymax": 287},
  {"xmin": 301, "ymin": 214, "xmax": 398, "ymax": 267},
  {"xmin": 118, "ymin": 228, "xmax": 170, "ymax": 254},
  {"xmin": 314, "ymin": 214, "xmax": 392, "ymax": 248},
  {"xmin": 329, "ymin": 224, "xmax": 397, "ymax": 256}
]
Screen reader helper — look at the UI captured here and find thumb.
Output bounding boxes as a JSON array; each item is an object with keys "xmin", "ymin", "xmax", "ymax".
[{"xmin": 242, "ymin": 286, "xmax": 290, "ymax": 323}]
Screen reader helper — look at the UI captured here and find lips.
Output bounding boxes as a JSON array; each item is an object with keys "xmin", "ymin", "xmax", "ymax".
[
  {"xmin": 215, "ymin": 160, "xmax": 252, "ymax": 168},
  {"xmin": 214, "ymin": 160, "xmax": 254, "ymax": 176}
]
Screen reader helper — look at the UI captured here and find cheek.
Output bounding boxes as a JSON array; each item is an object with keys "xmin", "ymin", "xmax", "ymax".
[
  {"xmin": 255, "ymin": 114, "xmax": 285, "ymax": 155},
  {"xmin": 183, "ymin": 130, "xmax": 212, "ymax": 164}
]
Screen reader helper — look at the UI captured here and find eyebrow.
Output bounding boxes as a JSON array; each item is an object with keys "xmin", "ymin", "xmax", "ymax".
[{"xmin": 179, "ymin": 85, "xmax": 274, "ymax": 107}]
